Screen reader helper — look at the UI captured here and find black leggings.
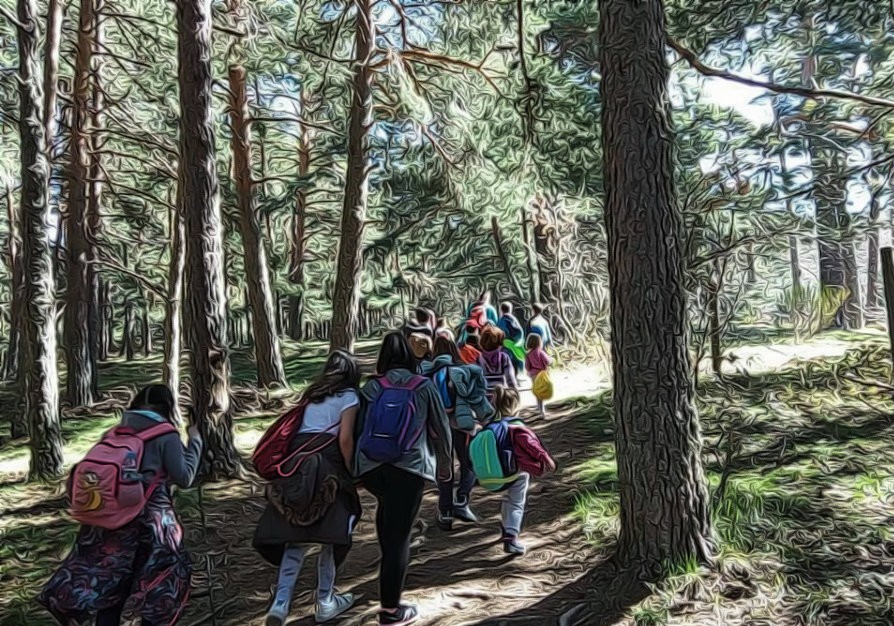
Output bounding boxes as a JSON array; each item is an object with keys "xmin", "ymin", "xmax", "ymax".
[
  {"xmin": 96, "ymin": 604, "xmax": 159, "ymax": 626},
  {"xmin": 362, "ymin": 465, "xmax": 425, "ymax": 609}
]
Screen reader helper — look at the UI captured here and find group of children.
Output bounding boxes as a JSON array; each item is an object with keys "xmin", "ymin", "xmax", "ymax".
[{"xmin": 38, "ymin": 295, "xmax": 558, "ymax": 626}]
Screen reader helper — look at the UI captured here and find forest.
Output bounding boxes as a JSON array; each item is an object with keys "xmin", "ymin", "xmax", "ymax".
[{"xmin": 2, "ymin": 0, "xmax": 894, "ymax": 624}]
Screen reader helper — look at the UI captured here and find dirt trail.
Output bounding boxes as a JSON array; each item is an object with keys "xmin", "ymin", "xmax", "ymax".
[{"xmin": 178, "ymin": 398, "xmax": 607, "ymax": 626}]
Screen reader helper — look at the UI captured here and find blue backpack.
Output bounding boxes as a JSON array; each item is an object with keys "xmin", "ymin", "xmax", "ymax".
[
  {"xmin": 359, "ymin": 375, "xmax": 427, "ymax": 463},
  {"xmin": 432, "ymin": 366, "xmax": 456, "ymax": 411}
]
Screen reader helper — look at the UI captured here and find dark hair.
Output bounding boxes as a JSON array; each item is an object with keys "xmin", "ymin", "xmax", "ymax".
[
  {"xmin": 532, "ymin": 303, "xmax": 545, "ymax": 315},
  {"xmin": 377, "ymin": 331, "xmax": 418, "ymax": 374},
  {"xmin": 414, "ymin": 307, "xmax": 431, "ymax": 325},
  {"xmin": 492, "ymin": 385, "xmax": 520, "ymax": 417},
  {"xmin": 480, "ymin": 325, "xmax": 505, "ymax": 352},
  {"xmin": 464, "ymin": 329, "xmax": 480, "ymax": 347},
  {"xmin": 302, "ymin": 350, "xmax": 360, "ymax": 404},
  {"xmin": 500, "ymin": 302, "xmax": 512, "ymax": 314},
  {"xmin": 433, "ymin": 336, "xmax": 462, "ymax": 363},
  {"xmin": 526, "ymin": 333, "xmax": 543, "ymax": 351},
  {"xmin": 130, "ymin": 384, "xmax": 176, "ymax": 423}
]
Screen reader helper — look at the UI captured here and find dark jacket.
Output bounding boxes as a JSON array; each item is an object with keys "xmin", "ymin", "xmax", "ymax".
[
  {"xmin": 355, "ymin": 369, "xmax": 452, "ymax": 483},
  {"xmin": 420, "ymin": 356, "xmax": 494, "ymax": 432},
  {"xmin": 121, "ymin": 410, "xmax": 202, "ymax": 504},
  {"xmin": 253, "ymin": 433, "xmax": 361, "ymax": 566}
]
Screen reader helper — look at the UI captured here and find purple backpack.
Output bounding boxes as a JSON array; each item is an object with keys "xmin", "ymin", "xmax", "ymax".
[{"xmin": 359, "ymin": 375, "xmax": 426, "ymax": 463}]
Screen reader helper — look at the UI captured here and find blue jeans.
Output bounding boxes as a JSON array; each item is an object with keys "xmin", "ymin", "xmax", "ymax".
[
  {"xmin": 501, "ymin": 472, "xmax": 530, "ymax": 537},
  {"xmin": 273, "ymin": 544, "xmax": 337, "ymax": 609}
]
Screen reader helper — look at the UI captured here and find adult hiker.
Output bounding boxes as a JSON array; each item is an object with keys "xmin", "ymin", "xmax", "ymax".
[
  {"xmin": 39, "ymin": 384, "xmax": 202, "ymax": 626},
  {"xmin": 404, "ymin": 307, "xmax": 436, "ymax": 339},
  {"xmin": 460, "ymin": 290, "xmax": 498, "ymax": 343},
  {"xmin": 528, "ymin": 303, "xmax": 553, "ymax": 349},
  {"xmin": 356, "ymin": 331, "xmax": 453, "ymax": 626},
  {"xmin": 420, "ymin": 336, "xmax": 495, "ymax": 531},
  {"xmin": 253, "ymin": 351, "xmax": 363, "ymax": 625},
  {"xmin": 497, "ymin": 302, "xmax": 525, "ymax": 375},
  {"xmin": 478, "ymin": 325, "xmax": 518, "ymax": 392}
]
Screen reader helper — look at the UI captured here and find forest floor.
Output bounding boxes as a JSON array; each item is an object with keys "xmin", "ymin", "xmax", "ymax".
[{"xmin": 2, "ymin": 328, "xmax": 894, "ymax": 625}]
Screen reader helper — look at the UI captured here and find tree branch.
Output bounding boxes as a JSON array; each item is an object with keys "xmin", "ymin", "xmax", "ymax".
[{"xmin": 668, "ymin": 37, "xmax": 894, "ymax": 110}]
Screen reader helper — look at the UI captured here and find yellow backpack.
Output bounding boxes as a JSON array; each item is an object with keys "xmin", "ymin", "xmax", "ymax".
[{"xmin": 532, "ymin": 370, "xmax": 554, "ymax": 401}]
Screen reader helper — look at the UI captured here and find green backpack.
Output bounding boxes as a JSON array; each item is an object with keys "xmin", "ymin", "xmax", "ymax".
[{"xmin": 470, "ymin": 419, "xmax": 520, "ymax": 492}]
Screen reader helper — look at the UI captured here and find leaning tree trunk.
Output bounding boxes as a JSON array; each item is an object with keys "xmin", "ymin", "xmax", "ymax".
[
  {"xmin": 16, "ymin": 0, "xmax": 64, "ymax": 479},
  {"xmin": 288, "ymin": 90, "xmax": 311, "ymax": 341},
  {"xmin": 329, "ymin": 0, "xmax": 374, "ymax": 353},
  {"xmin": 708, "ymin": 258, "xmax": 723, "ymax": 375},
  {"xmin": 814, "ymin": 148, "xmax": 863, "ymax": 330},
  {"xmin": 599, "ymin": 0, "xmax": 712, "ymax": 570},
  {"xmin": 228, "ymin": 64, "xmax": 285, "ymax": 387},
  {"xmin": 63, "ymin": 0, "xmax": 98, "ymax": 407},
  {"xmin": 176, "ymin": 0, "xmax": 239, "ymax": 477},
  {"xmin": 163, "ymin": 200, "xmax": 185, "ymax": 418}
]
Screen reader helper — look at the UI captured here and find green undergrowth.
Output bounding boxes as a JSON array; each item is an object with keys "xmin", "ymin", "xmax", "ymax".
[{"xmin": 573, "ymin": 332, "xmax": 894, "ymax": 625}]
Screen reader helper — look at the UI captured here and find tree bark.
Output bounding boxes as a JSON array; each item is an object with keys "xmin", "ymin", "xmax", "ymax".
[
  {"xmin": 329, "ymin": 0, "xmax": 374, "ymax": 353},
  {"xmin": 63, "ymin": 0, "xmax": 99, "ymax": 407},
  {"xmin": 42, "ymin": 0, "xmax": 65, "ymax": 155},
  {"xmin": 163, "ymin": 199, "xmax": 185, "ymax": 418},
  {"xmin": 814, "ymin": 148, "xmax": 863, "ymax": 329},
  {"xmin": 599, "ymin": 0, "xmax": 712, "ymax": 570},
  {"xmin": 141, "ymin": 297, "xmax": 152, "ymax": 356},
  {"xmin": 4, "ymin": 185, "xmax": 27, "ymax": 438},
  {"xmin": 789, "ymin": 235, "xmax": 801, "ymax": 295},
  {"xmin": 176, "ymin": 0, "xmax": 240, "ymax": 478},
  {"xmin": 708, "ymin": 259, "xmax": 722, "ymax": 375},
  {"xmin": 228, "ymin": 64, "xmax": 285, "ymax": 387},
  {"xmin": 121, "ymin": 301, "xmax": 135, "ymax": 360},
  {"xmin": 87, "ymin": 0, "xmax": 105, "ymax": 368},
  {"xmin": 288, "ymin": 90, "xmax": 312, "ymax": 341},
  {"xmin": 15, "ymin": 0, "xmax": 64, "ymax": 479},
  {"xmin": 491, "ymin": 215, "xmax": 524, "ymax": 298},
  {"xmin": 866, "ymin": 186, "xmax": 883, "ymax": 310},
  {"xmin": 520, "ymin": 201, "xmax": 540, "ymax": 304}
]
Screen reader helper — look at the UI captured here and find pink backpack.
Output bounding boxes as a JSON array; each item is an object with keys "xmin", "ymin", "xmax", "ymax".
[{"xmin": 68, "ymin": 422, "xmax": 176, "ymax": 529}]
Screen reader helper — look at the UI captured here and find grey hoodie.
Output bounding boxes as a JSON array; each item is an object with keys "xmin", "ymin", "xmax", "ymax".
[
  {"xmin": 355, "ymin": 369, "xmax": 452, "ymax": 483},
  {"xmin": 420, "ymin": 355, "xmax": 494, "ymax": 432}
]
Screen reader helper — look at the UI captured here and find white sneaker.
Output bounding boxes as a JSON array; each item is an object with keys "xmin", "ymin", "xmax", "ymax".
[
  {"xmin": 315, "ymin": 592, "xmax": 355, "ymax": 623},
  {"xmin": 266, "ymin": 600, "xmax": 289, "ymax": 626}
]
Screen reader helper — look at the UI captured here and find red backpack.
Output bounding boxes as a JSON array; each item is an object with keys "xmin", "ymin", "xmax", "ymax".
[
  {"xmin": 68, "ymin": 422, "xmax": 176, "ymax": 529},
  {"xmin": 252, "ymin": 402, "xmax": 340, "ymax": 480}
]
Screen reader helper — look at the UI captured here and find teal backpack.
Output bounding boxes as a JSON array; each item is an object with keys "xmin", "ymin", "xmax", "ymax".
[{"xmin": 469, "ymin": 419, "xmax": 520, "ymax": 492}]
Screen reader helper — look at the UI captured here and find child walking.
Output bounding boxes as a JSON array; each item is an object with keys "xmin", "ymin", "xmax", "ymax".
[
  {"xmin": 525, "ymin": 334, "xmax": 553, "ymax": 417},
  {"xmin": 491, "ymin": 386, "xmax": 556, "ymax": 555}
]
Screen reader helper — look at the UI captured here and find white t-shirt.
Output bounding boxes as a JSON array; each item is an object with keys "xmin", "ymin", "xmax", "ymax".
[{"xmin": 298, "ymin": 390, "xmax": 359, "ymax": 435}]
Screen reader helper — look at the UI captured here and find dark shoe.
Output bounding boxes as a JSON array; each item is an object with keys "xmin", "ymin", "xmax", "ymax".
[
  {"xmin": 453, "ymin": 503, "xmax": 479, "ymax": 524},
  {"xmin": 379, "ymin": 604, "xmax": 419, "ymax": 625},
  {"xmin": 503, "ymin": 536, "xmax": 526, "ymax": 555},
  {"xmin": 437, "ymin": 510, "xmax": 453, "ymax": 531}
]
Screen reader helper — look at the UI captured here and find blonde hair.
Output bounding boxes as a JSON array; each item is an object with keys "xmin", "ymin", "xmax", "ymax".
[{"xmin": 492, "ymin": 385, "xmax": 520, "ymax": 418}]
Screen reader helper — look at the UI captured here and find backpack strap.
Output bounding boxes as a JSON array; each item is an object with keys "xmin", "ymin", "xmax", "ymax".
[
  {"xmin": 135, "ymin": 422, "xmax": 178, "ymax": 442},
  {"xmin": 274, "ymin": 421, "xmax": 341, "ymax": 479}
]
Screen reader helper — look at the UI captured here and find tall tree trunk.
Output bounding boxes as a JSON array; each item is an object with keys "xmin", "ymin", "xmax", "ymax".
[
  {"xmin": 15, "ymin": 0, "xmax": 64, "ymax": 479},
  {"xmin": 708, "ymin": 259, "xmax": 722, "ymax": 375},
  {"xmin": 87, "ymin": 0, "xmax": 105, "ymax": 368},
  {"xmin": 176, "ymin": 0, "xmax": 239, "ymax": 478},
  {"xmin": 120, "ymin": 301, "xmax": 135, "ymax": 360},
  {"xmin": 98, "ymin": 280, "xmax": 111, "ymax": 360},
  {"xmin": 141, "ymin": 297, "xmax": 152, "ymax": 356},
  {"xmin": 491, "ymin": 215, "xmax": 524, "ymax": 298},
  {"xmin": 865, "ymin": 186, "xmax": 883, "ymax": 310},
  {"xmin": 164, "ymin": 200, "xmax": 185, "ymax": 417},
  {"xmin": 520, "ymin": 202, "xmax": 539, "ymax": 304},
  {"xmin": 599, "ymin": 0, "xmax": 712, "ymax": 570},
  {"xmin": 789, "ymin": 235, "xmax": 801, "ymax": 295},
  {"xmin": 42, "ymin": 0, "xmax": 65, "ymax": 154},
  {"xmin": 63, "ymin": 0, "xmax": 98, "ymax": 407},
  {"xmin": 329, "ymin": 0, "xmax": 374, "ymax": 353},
  {"xmin": 288, "ymin": 90, "xmax": 311, "ymax": 341},
  {"xmin": 4, "ymin": 185, "xmax": 27, "ymax": 438},
  {"xmin": 814, "ymin": 148, "xmax": 863, "ymax": 330},
  {"xmin": 228, "ymin": 64, "xmax": 284, "ymax": 387}
]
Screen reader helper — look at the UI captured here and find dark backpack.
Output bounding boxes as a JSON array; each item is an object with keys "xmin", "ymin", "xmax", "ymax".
[{"xmin": 359, "ymin": 375, "xmax": 427, "ymax": 463}]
